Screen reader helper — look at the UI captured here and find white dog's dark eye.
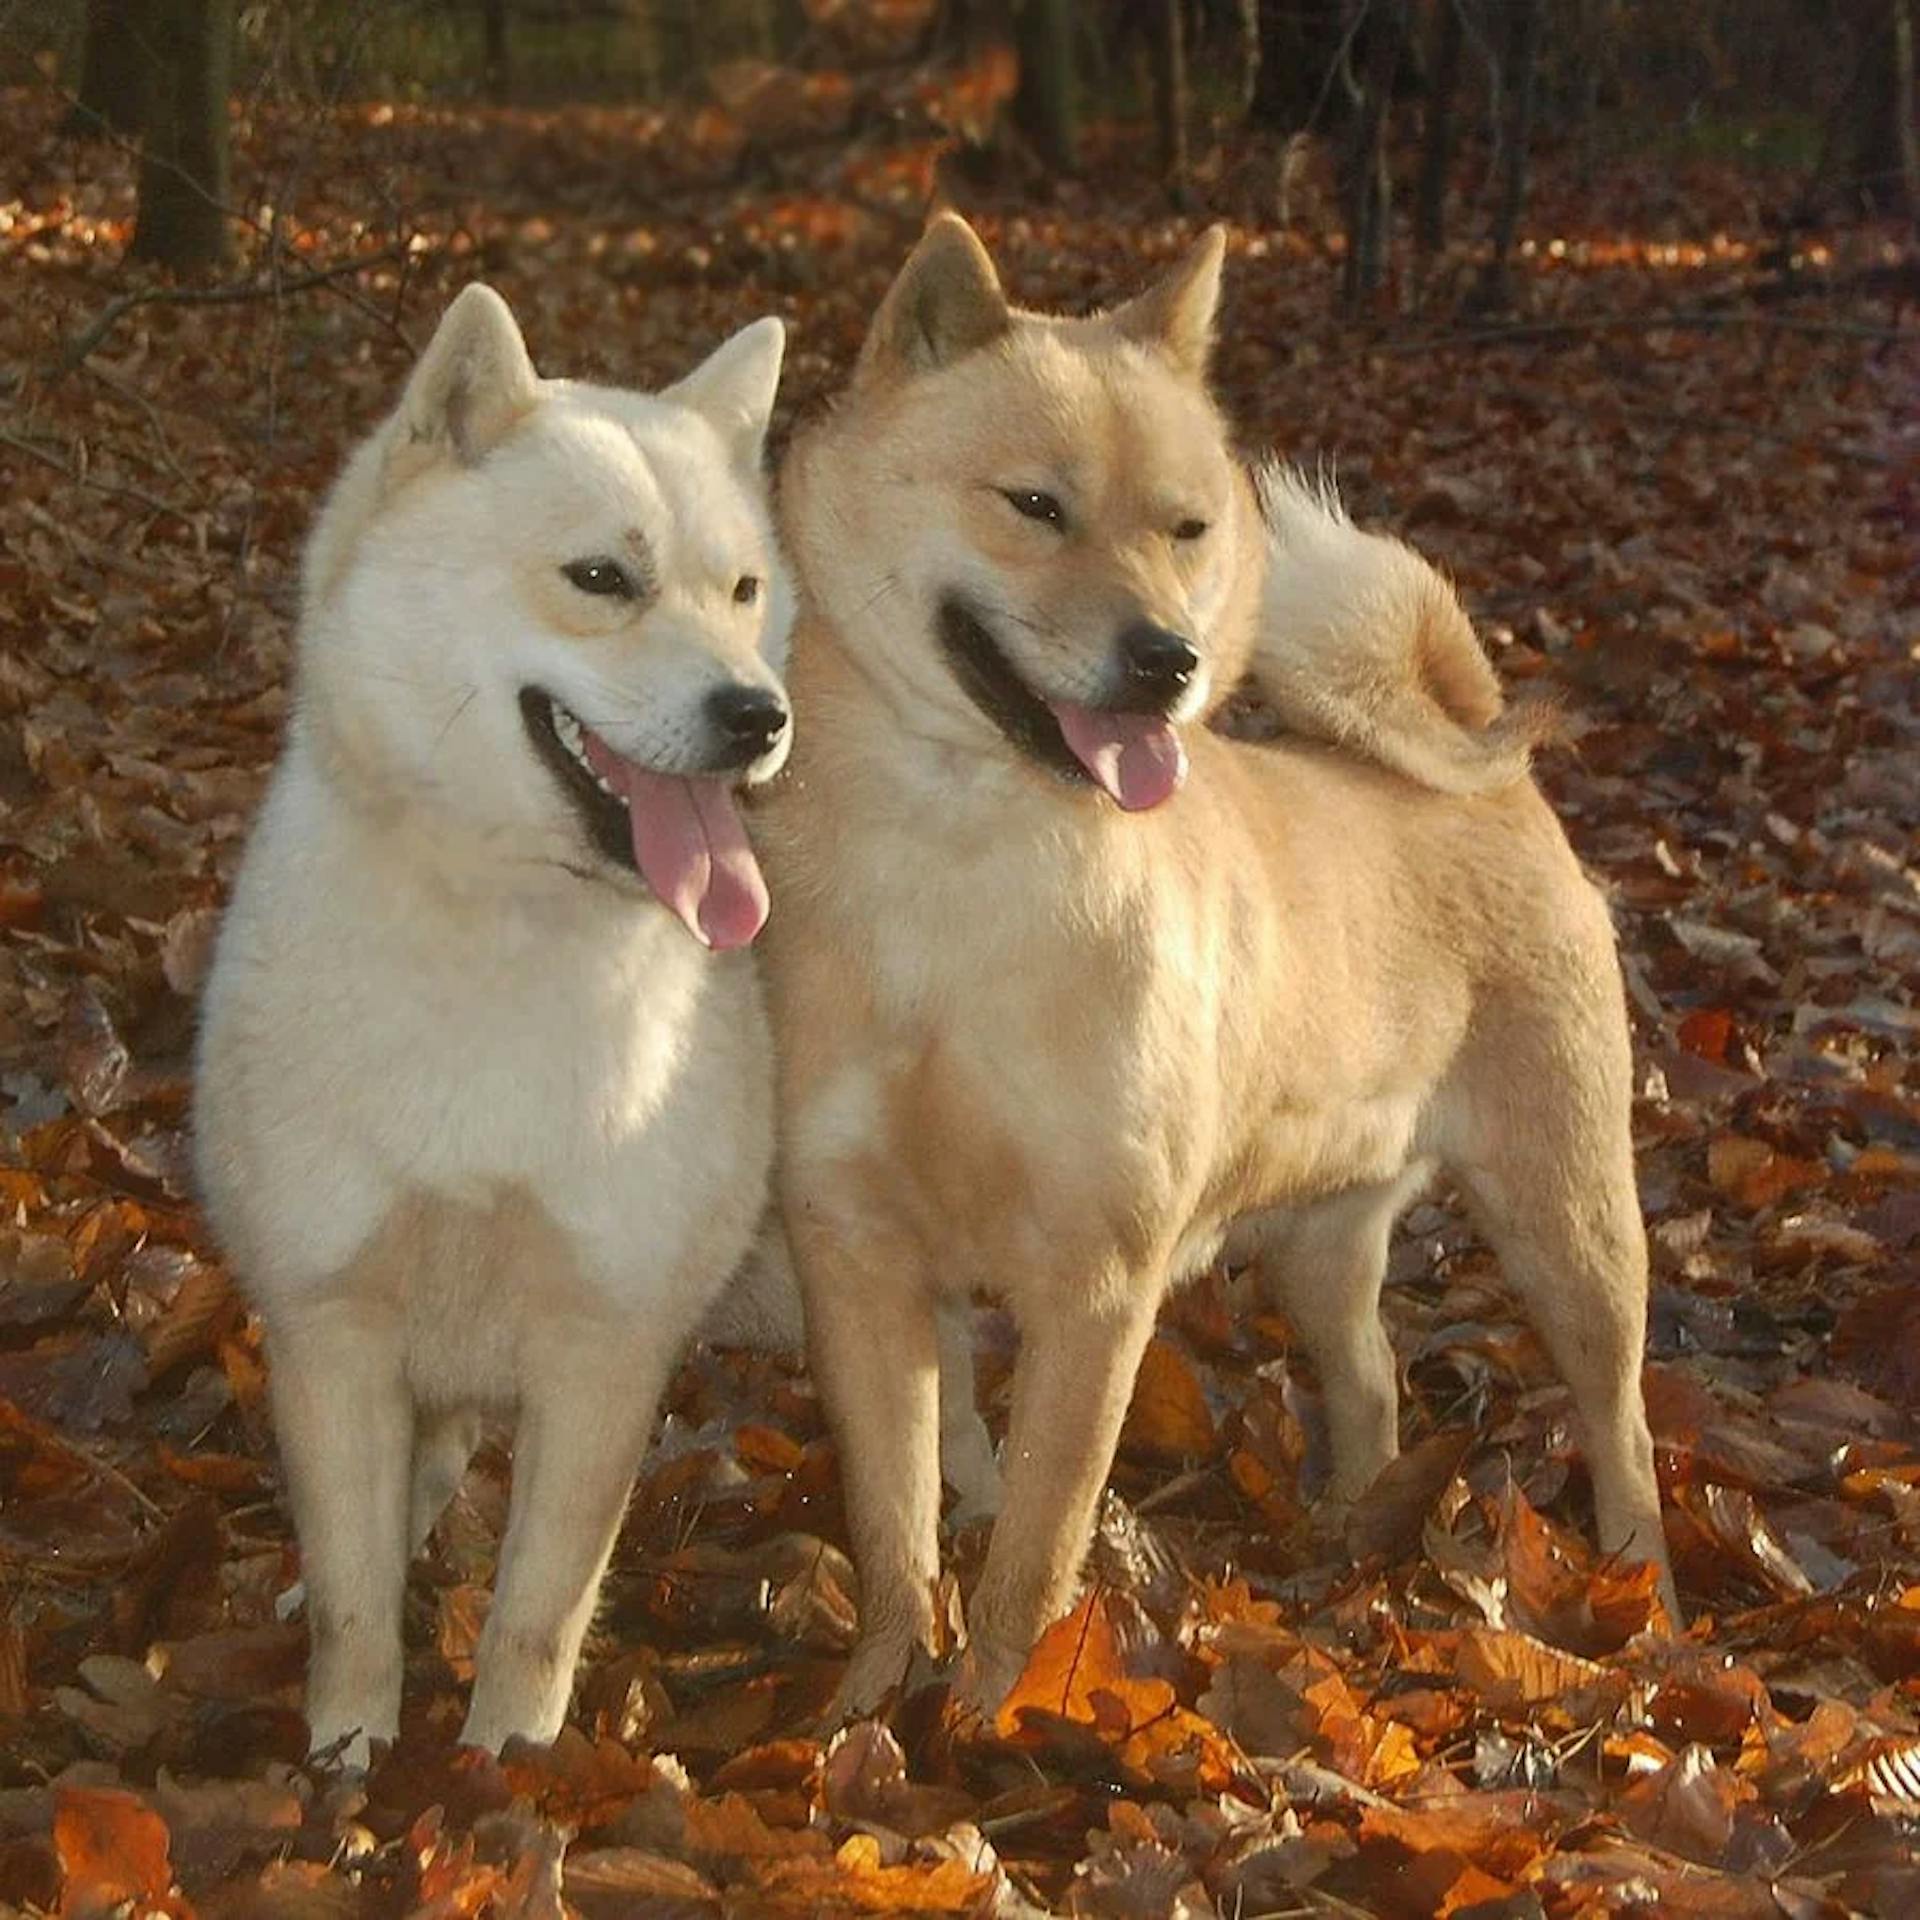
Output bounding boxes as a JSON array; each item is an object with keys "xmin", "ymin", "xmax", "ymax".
[
  {"xmin": 1003, "ymin": 488, "xmax": 1067, "ymax": 530},
  {"xmin": 1173, "ymin": 518, "xmax": 1209, "ymax": 542},
  {"xmin": 561, "ymin": 557, "xmax": 635, "ymax": 598},
  {"xmin": 733, "ymin": 574, "xmax": 760, "ymax": 606}
]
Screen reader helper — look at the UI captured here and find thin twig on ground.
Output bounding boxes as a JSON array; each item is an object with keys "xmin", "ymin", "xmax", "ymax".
[
  {"xmin": 50, "ymin": 245, "xmax": 414, "ymax": 380},
  {"xmin": 0, "ymin": 426, "xmax": 189, "ymax": 523}
]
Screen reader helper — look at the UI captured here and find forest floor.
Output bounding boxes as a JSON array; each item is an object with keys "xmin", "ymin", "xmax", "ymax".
[{"xmin": 2, "ymin": 78, "xmax": 1919, "ymax": 1920}]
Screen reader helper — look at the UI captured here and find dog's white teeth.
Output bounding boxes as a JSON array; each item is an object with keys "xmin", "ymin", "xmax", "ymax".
[{"xmin": 549, "ymin": 700, "xmax": 628, "ymax": 802}]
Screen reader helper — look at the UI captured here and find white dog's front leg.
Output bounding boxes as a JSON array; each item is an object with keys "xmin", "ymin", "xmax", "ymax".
[
  {"xmin": 266, "ymin": 1298, "xmax": 413, "ymax": 1768},
  {"xmin": 459, "ymin": 1335, "xmax": 670, "ymax": 1752}
]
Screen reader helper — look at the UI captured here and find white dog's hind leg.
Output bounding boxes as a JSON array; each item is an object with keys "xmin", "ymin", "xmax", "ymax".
[
  {"xmin": 703, "ymin": 1232, "xmax": 998, "ymax": 1525},
  {"xmin": 409, "ymin": 1406, "xmax": 481, "ymax": 1554},
  {"xmin": 267, "ymin": 1300, "xmax": 412, "ymax": 1768},
  {"xmin": 938, "ymin": 1304, "xmax": 1000, "ymax": 1526},
  {"xmin": 459, "ymin": 1340, "xmax": 670, "ymax": 1752}
]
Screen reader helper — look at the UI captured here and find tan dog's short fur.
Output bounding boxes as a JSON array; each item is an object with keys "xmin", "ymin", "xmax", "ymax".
[{"xmin": 756, "ymin": 216, "xmax": 1676, "ymax": 1714}]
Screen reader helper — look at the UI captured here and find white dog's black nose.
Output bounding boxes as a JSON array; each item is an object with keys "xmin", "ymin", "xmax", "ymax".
[
  {"xmin": 707, "ymin": 686, "xmax": 789, "ymax": 764},
  {"xmin": 1117, "ymin": 623, "xmax": 1199, "ymax": 708}
]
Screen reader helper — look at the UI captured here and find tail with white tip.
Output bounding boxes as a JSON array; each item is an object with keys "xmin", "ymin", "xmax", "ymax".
[{"xmin": 1245, "ymin": 463, "xmax": 1554, "ymax": 795}]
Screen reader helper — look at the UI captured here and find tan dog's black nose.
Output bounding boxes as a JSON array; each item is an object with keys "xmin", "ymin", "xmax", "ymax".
[{"xmin": 1117, "ymin": 623, "xmax": 1199, "ymax": 710}]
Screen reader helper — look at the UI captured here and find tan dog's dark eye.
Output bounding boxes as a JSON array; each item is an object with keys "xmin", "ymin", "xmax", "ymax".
[
  {"xmin": 1173, "ymin": 518, "xmax": 1209, "ymax": 542},
  {"xmin": 1003, "ymin": 488, "xmax": 1067, "ymax": 530},
  {"xmin": 733, "ymin": 575, "xmax": 761, "ymax": 606},
  {"xmin": 562, "ymin": 558, "xmax": 635, "ymax": 598}
]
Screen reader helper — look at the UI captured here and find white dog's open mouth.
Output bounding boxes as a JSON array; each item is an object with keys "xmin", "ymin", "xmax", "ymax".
[{"xmin": 519, "ymin": 688, "xmax": 770, "ymax": 950}]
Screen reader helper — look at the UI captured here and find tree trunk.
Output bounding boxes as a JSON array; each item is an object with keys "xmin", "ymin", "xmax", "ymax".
[
  {"xmin": 1152, "ymin": 0, "xmax": 1189, "ymax": 198},
  {"xmin": 1014, "ymin": 0, "xmax": 1078, "ymax": 174},
  {"xmin": 63, "ymin": 0, "xmax": 150, "ymax": 139},
  {"xmin": 1471, "ymin": 0, "xmax": 1541, "ymax": 313},
  {"xmin": 130, "ymin": 0, "xmax": 231, "ymax": 270},
  {"xmin": 1231, "ymin": 0, "xmax": 1259, "ymax": 119},
  {"xmin": 482, "ymin": 0, "xmax": 510, "ymax": 103},
  {"xmin": 1337, "ymin": 0, "xmax": 1408, "ymax": 313},
  {"xmin": 1414, "ymin": 0, "xmax": 1464, "ymax": 260},
  {"xmin": 1890, "ymin": 0, "xmax": 1919, "ymax": 223},
  {"xmin": 1251, "ymin": 0, "xmax": 1336, "ymax": 131}
]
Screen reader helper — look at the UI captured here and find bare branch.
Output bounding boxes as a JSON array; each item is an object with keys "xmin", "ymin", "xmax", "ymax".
[{"xmin": 49, "ymin": 245, "xmax": 414, "ymax": 381}]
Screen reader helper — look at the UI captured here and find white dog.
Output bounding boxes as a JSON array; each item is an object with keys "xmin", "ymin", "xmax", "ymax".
[{"xmin": 195, "ymin": 286, "xmax": 792, "ymax": 1762}]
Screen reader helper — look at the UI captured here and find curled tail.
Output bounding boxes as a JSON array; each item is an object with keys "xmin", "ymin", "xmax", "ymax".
[{"xmin": 1245, "ymin": 463, "xmax": 1555, "ymax": 796}]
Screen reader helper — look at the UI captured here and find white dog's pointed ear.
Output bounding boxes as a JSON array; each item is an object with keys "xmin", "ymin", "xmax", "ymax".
[
  {"xmin": 858, "ymin": 213, "xmax": 1009, "ymax": 385},
  {"xmin": 1108, "ymin": 226, "xmax": 1227, "ymax": 378},
  {"xmin": 389, "ymin": 284, "xmax": 540, "ymax": 483},
  {"xmin": 666, "ymin": 316, "xmax": 785, "ymax": 465}
]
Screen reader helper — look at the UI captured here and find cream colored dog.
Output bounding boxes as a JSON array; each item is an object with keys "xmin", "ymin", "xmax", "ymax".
[
  {"xmin": 196, "ymin": 286, "xmax": 793, "ymax": 1761},
  {"xmin": 755, "ymin": 215, "xmax": 1676, "ymax": 1715}
]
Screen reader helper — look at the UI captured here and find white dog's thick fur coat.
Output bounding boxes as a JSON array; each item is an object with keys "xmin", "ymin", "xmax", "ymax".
[{"xmin": 196, "ymin": 287, "xmax": 793, "ymax": 1761}]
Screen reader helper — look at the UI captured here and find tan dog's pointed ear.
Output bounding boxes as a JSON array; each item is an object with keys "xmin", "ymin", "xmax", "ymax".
[
  {"xmin": 1108, "ymin": 226, "xmax": 1227, "ymax": 378},
  {"xmin": 858, "ymin": 213, "xmax": 1009, "ymax": 385},
  {"xmin": 388, "ymin": 284, "xmax": 540, "ymax": 486}
]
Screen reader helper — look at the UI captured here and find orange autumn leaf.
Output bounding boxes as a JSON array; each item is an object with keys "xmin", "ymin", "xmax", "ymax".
[
  {"xmin": 54, "ymin": 1787, "xmax": 181, "ymax": 1920},
  {"xmin": 760, "ymin": 1842, "xmax": 992, "ymax": 1913},
  {"xmin": 997, "ymin": 1588, "xmax": 1144, "ymax": 1732},
  {"xmin": 1121, "ymin": 1337, "xmax": 1217, "ymax": 1460},
  {"xmin": 1676, "ymin": 1006, "xmax": 1735, "ymax": 1062}
]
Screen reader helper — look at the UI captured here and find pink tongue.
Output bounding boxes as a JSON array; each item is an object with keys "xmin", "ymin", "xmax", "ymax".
[
  {"xmin": 584, "ymin": 733, "xmax": 769, "ymax": 950},
  {"xmin": 1050, "ymin": 703, "xmax": 1188, "ymax": 812}
]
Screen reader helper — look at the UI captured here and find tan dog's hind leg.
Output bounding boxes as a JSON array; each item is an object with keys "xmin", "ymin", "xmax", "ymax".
[
  {"xmin": 958, "ymin": 1285, "xmax": 1160, "ymax": 1711},
  {"xmin": 1259, "ymin": 1173, "xmax": 1424, "ymax": 1503},
  {"xmin": 460, "ymin": 1341, "xmax": 670, "ymax": 1751},
  {"xmin": 798, "ymin": 1224, "xmax": 945, "ymax": 1719},
  {"xmin": 268, "ymin": 1299, "xmax": 412, "ymax": 1767},
  {"xmin": 1453, "ymin": 1068, "xmax": 1678, "ymax": 1624}
]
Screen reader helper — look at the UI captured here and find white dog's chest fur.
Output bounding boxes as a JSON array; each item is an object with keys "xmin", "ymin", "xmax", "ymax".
[{"xmin": 197, "ymin": 751, "xmax": 772, "ymax": 1411}]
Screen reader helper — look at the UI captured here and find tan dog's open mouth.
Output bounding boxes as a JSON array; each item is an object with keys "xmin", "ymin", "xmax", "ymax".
[{"xmin": 933, "ymin": 597, "xmax": 1188, "ymax": 811}]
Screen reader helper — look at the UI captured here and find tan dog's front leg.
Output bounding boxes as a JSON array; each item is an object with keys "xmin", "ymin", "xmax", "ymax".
[
  {"xmin": 796, "ymin": 1219, "xmax": 943, "ymax": 1720},
  {"xmin": 460, "ymin": 1336, "xmax": 670, "ymax": 1752},
  {"xmin": 958, "ymin": 1286, "xmax": 1159, "ymax": 1711}
]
